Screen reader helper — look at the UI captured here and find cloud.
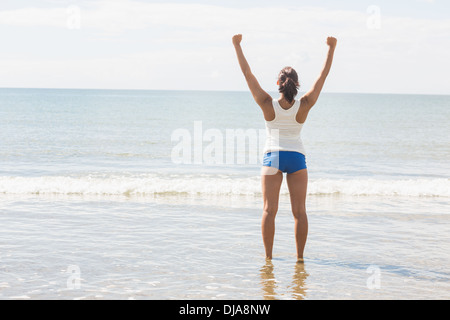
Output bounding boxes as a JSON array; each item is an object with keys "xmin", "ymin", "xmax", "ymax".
[
  {"xmin": 0, "ymin": 0, "xmax": 449, "ymax": 94},
  {"xmin": 1, "ymin": 1, "xmax": 448, "ymax": 50},
  {"xmin": 1, "ymin": 1, "xmax": 448, "ymax": 47},
  {"xmin": 0, "ymin": 6, "xmax": 67, "ymax": 27}
]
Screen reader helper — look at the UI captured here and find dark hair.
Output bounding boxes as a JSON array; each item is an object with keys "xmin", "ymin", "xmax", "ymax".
[{"xmin": 278, "ymin": 67, "xmax": 300, "ymax": 104}]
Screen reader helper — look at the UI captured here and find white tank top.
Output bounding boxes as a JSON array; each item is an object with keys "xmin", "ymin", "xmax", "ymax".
[{"xmin": 264, "ymin": 99, "xmax": 306, "ymax": 155}]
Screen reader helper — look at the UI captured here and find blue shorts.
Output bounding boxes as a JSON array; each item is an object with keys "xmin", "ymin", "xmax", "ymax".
[{"xmin": 263, "ymin": 151, "xmax": 307, "ymax": 174}]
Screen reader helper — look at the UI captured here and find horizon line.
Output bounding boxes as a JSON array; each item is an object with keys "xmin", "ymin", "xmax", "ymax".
[{"xmin": 0, "ymin": 87, "xmax": 449, "ymax": 97}]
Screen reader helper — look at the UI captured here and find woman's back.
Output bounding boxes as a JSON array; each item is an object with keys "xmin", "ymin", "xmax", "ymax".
[{"xmin": 264, "ymin": 99, "xmax": 306, "ymax": 155}]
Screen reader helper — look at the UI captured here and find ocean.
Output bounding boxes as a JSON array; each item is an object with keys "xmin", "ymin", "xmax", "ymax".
[{"xmin": 0, "ymin": 88, "xmax": 449, "ymax": 299}]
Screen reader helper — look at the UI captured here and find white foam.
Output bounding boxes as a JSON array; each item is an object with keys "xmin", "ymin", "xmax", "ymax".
[
  {"xmin": 0, "ymin": 175, "xmax": 448, "ymax": 198},
  {"xmin": 308, "ymin": 178, "xmax": 450, "ymax": 197}
]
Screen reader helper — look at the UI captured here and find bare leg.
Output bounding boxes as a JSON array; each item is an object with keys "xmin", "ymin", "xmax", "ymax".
[
  {"xmin": 286, "ymin": 169, "xmax": 309, "ymax": 261},
  {"xmin": 261, "ymin": 168, "xmax": 283, "ymax": 260}
]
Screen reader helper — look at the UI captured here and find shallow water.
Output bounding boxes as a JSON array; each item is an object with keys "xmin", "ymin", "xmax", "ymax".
[{"xmin": 0, "ymin": 193, "xmax": 448, "ymax": 300}]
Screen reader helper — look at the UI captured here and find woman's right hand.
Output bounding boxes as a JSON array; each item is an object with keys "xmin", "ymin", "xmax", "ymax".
[{"xmin": 232, "ymin": 34, "xmax": 243, "ymax": 46}]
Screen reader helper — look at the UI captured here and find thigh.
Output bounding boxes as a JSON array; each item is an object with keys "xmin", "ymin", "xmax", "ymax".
[
  {"xmin": 261, "ymin": 169, "xmax": 283, "ymax": 212},
  {"xmin": 286, "ymin": 169, "xmax": 308, "ymax": 212}
]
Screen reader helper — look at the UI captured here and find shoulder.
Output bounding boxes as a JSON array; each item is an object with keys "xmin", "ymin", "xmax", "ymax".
[
  {"xmin": 300, "ymin": 94, "xmax": 315, "ymax": 110},
  {"xmin": 259, "ymin": 96, "xmax": 275, "ymax": 110},
  {"xmin": 259, "ymin": 97, "xmax": 276, "ymax": 122},
  {"xmin": 300, "ymin": 95, "xmax": 312, "ymax": 109},
  {"xmin": 296, "ymin": 96, "xmax": 312, "ymax": 124}
]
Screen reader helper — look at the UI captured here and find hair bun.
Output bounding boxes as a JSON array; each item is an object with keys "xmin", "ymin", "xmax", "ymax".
[
  {"xmin": 284, "ymin": 77, "xmax": 295, "ymax": 86},
  {"xmin": 278, "ymin": 67, "xmax": 299, "ymax": 104}
]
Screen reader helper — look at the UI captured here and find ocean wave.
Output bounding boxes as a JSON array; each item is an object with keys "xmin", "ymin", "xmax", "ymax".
[{"xmin": 0, "ymin": 175, "xmax": 448, "ymax": 198}]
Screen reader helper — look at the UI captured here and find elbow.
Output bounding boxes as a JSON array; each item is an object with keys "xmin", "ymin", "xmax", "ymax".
[
  {"xmin": 320, "ymin": 70, "xmax": 330, "ymax": 80},
  {"xmin": 241, "ymin": 65, "xmax": 252, "ymax": 79}
]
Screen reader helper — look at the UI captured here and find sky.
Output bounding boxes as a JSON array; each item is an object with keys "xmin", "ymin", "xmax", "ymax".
[{"xmin": 0, "ymin": 0, "xmax": 449, "ymax": 95}]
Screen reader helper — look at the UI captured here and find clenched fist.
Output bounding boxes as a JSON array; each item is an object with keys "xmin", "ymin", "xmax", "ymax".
[
  {"xmin": 327, "ymin": 36, "xmax": 337, "ymax": 48},
  {"xmin": 232, "ymin": 34, "xmax": 242, "ymax": 46}
]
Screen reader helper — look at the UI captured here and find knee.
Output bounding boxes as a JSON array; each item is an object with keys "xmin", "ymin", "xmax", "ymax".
[
  {"xmin": 263, "ymin": 205, "xmax": 278, "ymax": 218},
  {"xmin": 292, "ymin": 207, "xmax": 307, "ymax": 220}
]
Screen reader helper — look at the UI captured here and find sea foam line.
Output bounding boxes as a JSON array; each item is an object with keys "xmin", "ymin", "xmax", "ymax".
[{"xmin": 0, "ymin": 175, "xmax": 448, "ymax": 197}]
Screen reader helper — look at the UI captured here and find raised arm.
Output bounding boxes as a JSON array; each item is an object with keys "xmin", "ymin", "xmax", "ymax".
[
  {"xmin": 232, "ymin": 34, "xmax": 273, "ymax": 119},
  {"xmin": 302, "ymin": 37, "xmax": 337, "ymax": 109}
]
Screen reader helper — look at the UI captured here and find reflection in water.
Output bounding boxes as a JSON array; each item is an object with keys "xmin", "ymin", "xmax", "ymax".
[
  {"xmin": 260, "ymin": 260, "xmax": 309, "ymax": 300},
  {"xmin": 260, "ymin": 260, "xmax": 277, "ymax": 300},
  {"xmin": 290, "ymin": 261, "xmax": 309, "ymax": 300}
]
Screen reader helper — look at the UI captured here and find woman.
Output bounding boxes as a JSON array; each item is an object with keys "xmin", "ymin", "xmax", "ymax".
[{"xmin": 232, "ymin": 34, "xmax": 337, "ymax": 262}]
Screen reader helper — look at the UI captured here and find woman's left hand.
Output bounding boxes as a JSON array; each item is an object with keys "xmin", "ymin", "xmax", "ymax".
[{"xmin": 232, "ymin": 34, "xmax": 243, "ymax": 46}]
